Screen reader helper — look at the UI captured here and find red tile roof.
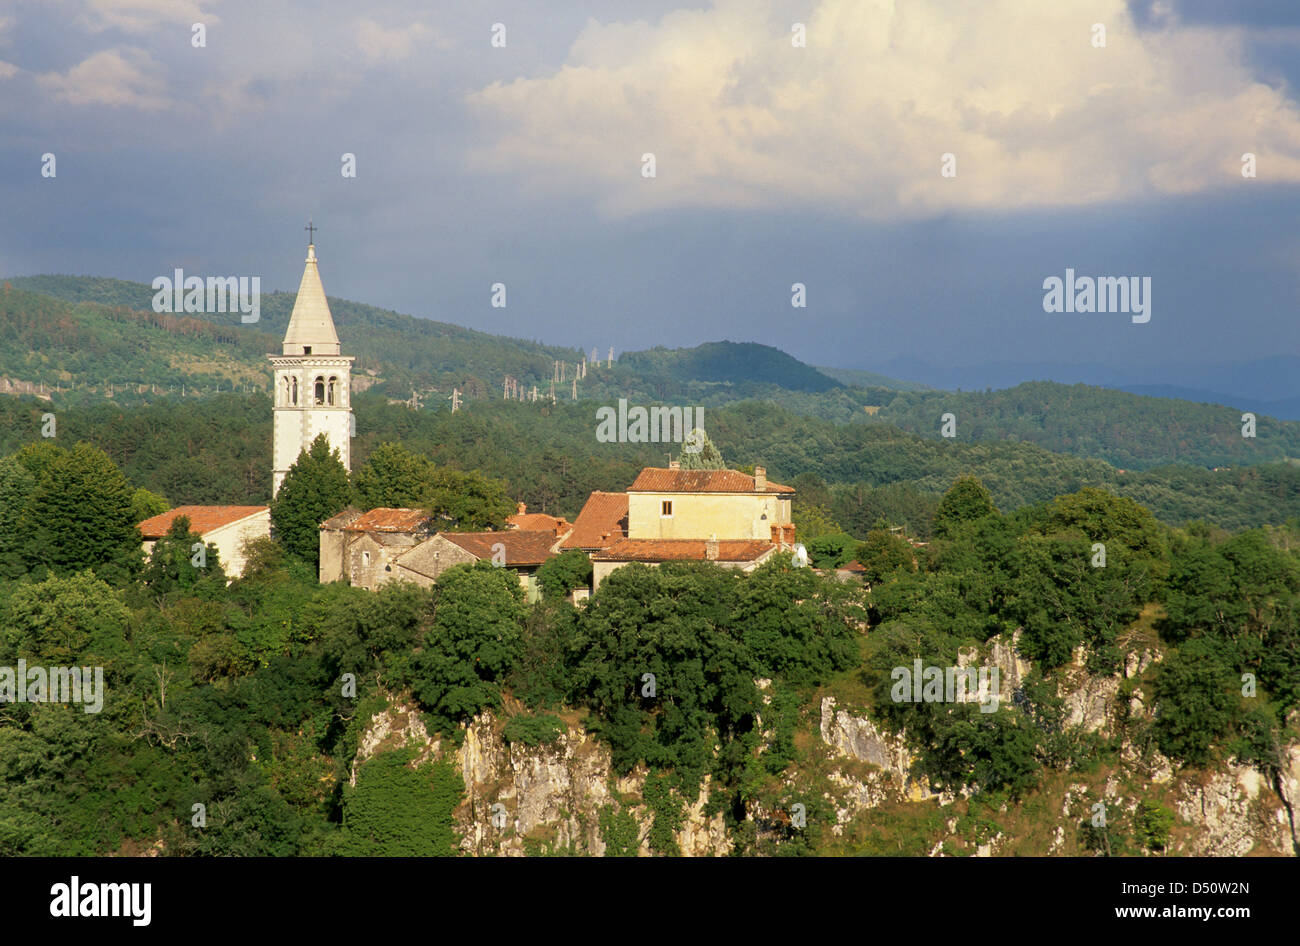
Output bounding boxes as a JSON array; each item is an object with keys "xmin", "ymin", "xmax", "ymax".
[
  {"xmin": 138, "ymin": 505, "xmax": 268, "ymax": 539},
  {"xmin": 508, "ymin": 512, "xmax": 569, "ymax": 533},
  {"xmin": 561, "ymin": 491, "xmax": 629, "ymax": 550},
  {"xmin": 628, "ymin": 468, "xmax": 794, "ymax": 494},
  {"xmin": 440, "ymin": 529, "xmax": 559, "ymax": 566},
  {"xmin": 345, "ymin": 508, "xmax": 432, "ymax": 533},
  {"xmin": 591, "ymin": 538, "xmax": 776, "ymax": 563}
]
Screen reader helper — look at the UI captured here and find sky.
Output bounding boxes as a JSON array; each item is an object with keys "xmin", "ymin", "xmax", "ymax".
[{"xmin": 2, "ymin": 0, "xmax": 1298, "ymax": 390}]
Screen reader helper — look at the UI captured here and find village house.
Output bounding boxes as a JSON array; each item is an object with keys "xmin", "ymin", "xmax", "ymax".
[
  {"xmin": 138, "ymin": 505, "xmax": 270, "ymax": 580},
  {"xmin": 588, "ymin": 462, "xmax": 797, "ymax": 591},
  {"xmin": 318, "ymin": 507, "xmax": 432, "ymax": 589}
]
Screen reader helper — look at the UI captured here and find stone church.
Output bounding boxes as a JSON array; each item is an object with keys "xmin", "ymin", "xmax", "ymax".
[{"xmin": 269, "ymin": 236, "xmax": 354, "ymax": 495}]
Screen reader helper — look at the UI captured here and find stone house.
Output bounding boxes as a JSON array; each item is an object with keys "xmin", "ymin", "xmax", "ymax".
[{"xmin": 318, "ymin": 507, "xmax": 432, "ymax": 590}]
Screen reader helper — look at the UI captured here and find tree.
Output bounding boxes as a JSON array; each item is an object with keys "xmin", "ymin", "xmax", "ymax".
[
  {"xmin": 933, "ymin": 475, "xmax": 996, "ymax": 537},
  {"xmin": 855, "ymin": 529, "xmax": 916, "ymax": 585},
  {"xmin": 270, "ymin": 434, "xmax": 352, "ymax": 568},
  {"xmin": 130, "ymin": 487, "xmax": 169, "ymax": 523},
  {"xmin": 141, "ymin": 514, "xmax": 226, "ymax": 596},
  {"xmin": 536, "ymin": 549, "xmax": 594, "ymax": 600},
  {"xmin": 423, "ymin": 467, "xmax": 513, "ymax": 532},
  {"xmin": 735, "ymin": 555, "xmax": 863, "ymax": 687},
  {"xmin": 339, "ymin": 749, "xmax": 463, "ymax": 856},
  {"xmin": 677, "ymin": 429, "xmax": 725, "ymax": 470},
  {"xmin": 22, "ymin": 442, "xmax": 141, "ymax": 579},
  {"xmin": 0, "ymin": 456, "xmax": 35, "ymax": 579},
  {"xmin": 804, "ymin": 532, "xmax": 858, "ymax": 569},
  {"xmin": 4, "ymin": 570, "xmax": 131, "ymax": 665},
  {"xmin": 792, "ymin": 502, "xmax": 843, "ymax": 541},
  {"xmin": 407, "ymin": 562, "xmax": 527, "ymax": 734},
  {"xmin": 352, "ymin": 441, "xmax": 433, "ymax": 510}
]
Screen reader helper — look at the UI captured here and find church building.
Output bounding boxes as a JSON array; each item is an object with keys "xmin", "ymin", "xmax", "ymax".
[{"xmin": 270, "ymin": 233, "xmax": 354, "ymax": 495}]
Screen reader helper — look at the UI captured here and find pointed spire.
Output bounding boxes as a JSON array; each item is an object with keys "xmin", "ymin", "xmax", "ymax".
[{"xmin": 282, "ymin": 231, "xmax": 340, "ymax": 356}]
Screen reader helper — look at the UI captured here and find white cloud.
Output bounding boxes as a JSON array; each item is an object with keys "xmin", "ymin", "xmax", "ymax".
[
  {"xmin": 355, "ymin": 19, "xmax": 446, "ymax": 64},
  {"xmin": 37, "ymin": 47, "xmax": 170, "ymax": 109},
  {"xmin": 77, "ymin": 0, "xmax": 219, "ymax": 33},
  {"xmin": 0, "ymin": 61, "xmax": 17, "ymax": 80},
  {"xmin": 467, "ymin": 0, "xmax": 1300, "ymax": 219}
]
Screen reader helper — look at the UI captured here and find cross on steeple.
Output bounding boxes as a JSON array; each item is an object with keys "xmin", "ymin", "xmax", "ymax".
[{"xmin": 305, "ymin": 218, "xmax": 317, "ymax": 245}]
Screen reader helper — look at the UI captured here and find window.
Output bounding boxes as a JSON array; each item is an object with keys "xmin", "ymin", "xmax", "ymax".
[
  {"xmin": 303, "ymin": 346, "xmax": 312, "ymax": 355},
  {"xmin": 291, "ymin": 377, "xmax": 299, "ymax": 405},
  {"xmin": 282, "ymin": 376, "xmax": 289, "ymax": 405},
  {"xmin": 362, "ymin": 551, "xmax": 370, "ymax": 567},
  {"xmin": 328, "ymin": 376, "xmax": 338, "ymax": 406},
  {"xmin": 314, "ymin": 377, "xmax": 325, "ymax": 404},
  {"xmin": 661, "ymin": 500, "xmax": 673, "ymax": 517}
]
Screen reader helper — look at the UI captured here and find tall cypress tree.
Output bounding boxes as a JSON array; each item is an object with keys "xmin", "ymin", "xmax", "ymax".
[{"xmin": 270, "ymin": 433, "xmax": 352, "ymax": 568}]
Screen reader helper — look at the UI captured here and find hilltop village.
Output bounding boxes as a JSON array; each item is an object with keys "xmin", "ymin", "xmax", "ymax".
[{"xmin": 134, "ymin": 242, "xmax": 818, "ymax": 597}]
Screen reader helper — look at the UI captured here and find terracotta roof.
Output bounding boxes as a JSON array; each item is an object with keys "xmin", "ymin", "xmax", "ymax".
[
  {"xmin": 439, "ymin": 529, "xmax": 559, "ymax": 566},
  {"xmin": 344, "ymin": 508, "xmax": 431, "ymax": 533},
  {"xmin": 321, "ymin": 508, "xmax": 363, "ymax": 530},
  {"xmin": 561, "ymin": 491, "xmax": 629, "ymax": 550},
  {"xmin": 138, "ymin": 505, "xmax": 268, "ymax": 539},
  {"xmin": 508, "ymin": 512, "xmax": 569, "ymax": 533},
  {"xmin": 628, "ymin": 468, "xmax": 794, "ymax": 494},
  {"xmin": 592, "ymin": 538, "xmax": 776, "ymax": 563},
  {"xmin": 838, "ymin": 560, "xmax": 867, "ymax": 573}
]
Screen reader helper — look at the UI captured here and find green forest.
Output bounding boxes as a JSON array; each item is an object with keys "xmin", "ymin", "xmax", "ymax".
[{"xmin": 0, "ymin": 404, "xmax": 1297, "ymax": 855}]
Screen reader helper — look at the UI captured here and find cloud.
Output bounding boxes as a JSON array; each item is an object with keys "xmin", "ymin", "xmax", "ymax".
[
  {"xmin": 355, "ymin": 19, "xmax": 445, "ymax": 64},
  {"xmin": 37, "ymin": 47, "xmax": 170, "ymax": 109},
  {"xmin": 77, "ymin": 0, "xmax": 219, "ymax": 33},
  {"xmin": 467, "ymin": 0, "xmax": 1300, "ymax": 219},
  {"xmin": 0, "ymin": 62, "xmax": 16, "ymax": 80}
]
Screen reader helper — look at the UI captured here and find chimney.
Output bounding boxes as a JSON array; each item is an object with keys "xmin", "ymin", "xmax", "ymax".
[
  {"xmin": 754, "ymin": 466, "xmax": 767, "ymax": 490},
  {"xmin": 706, "ymin": 534, "xmax": 719, "ymax": 561},
  {"xmin": 771, "ymin": 523, "xmax": 782, "ymax": 547},
  {"xmin": 516, "ymin": 502, "xmax": 527, "ymax": 515},
  {"xmin": 668, "ymin": 460, "xmax": 680, "ymax": 470}
]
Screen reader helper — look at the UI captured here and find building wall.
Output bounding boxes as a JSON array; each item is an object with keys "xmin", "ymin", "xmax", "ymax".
[
  {"xmin": 347, "ymin": 533, "xmax": 422, "ymax": 591},
  {"xmin": 319, "ymin": 528, "xmax": 347, "ymax": 584},
  {"xmin": 390, "ymin": 535, "xmax": 480, "ymax": 588},
  {"xmin": 627, "ymin": 492, "xmax": 791, "ymax": 541},
  {"xmin": 205, "ymin": 511, "xmax": 271, "ymax": 579}
]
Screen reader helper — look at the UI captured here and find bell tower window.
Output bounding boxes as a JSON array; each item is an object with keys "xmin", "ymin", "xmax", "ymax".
[
  {"xmin": 327, "ymin": 376, "xmax": 338, "ymax": 406},
  {"xmin": 314, "ymin": 377, "xmax": 325, "ymax": 405},
  {"xmin": 291, "ymin": 377, "xmax": 299, "ymax": 405},
  {"xmin": 303, "ymin": 346, "xmax": 312, "ymax": 355}
]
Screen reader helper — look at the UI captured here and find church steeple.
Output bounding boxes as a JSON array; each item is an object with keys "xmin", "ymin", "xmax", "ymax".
[
  {"xmin": 269, "ymin": 224, "xmax": 354, "ymax": 497},
  {"xmin": 282, "ymin": 236, "xmax": 340, "ymax": 356}
]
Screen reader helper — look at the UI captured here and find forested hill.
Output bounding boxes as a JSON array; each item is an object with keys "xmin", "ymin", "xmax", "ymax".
[
  {"xmin": 861, "ymin": 380, "xmax": 1300, "ymax": 471},
  {"xmin": 6, "ymin": 275, "xmax": 1300, "ymax": 471},
  {"xmin": 3, "ymin": 392, "xmax": 1299, "ymax": 535}
]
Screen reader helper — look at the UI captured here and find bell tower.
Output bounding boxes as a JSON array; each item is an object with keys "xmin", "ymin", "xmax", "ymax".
[{"xmin": 270, "ymin": 225, "xmax": 354, "ymax": 496}]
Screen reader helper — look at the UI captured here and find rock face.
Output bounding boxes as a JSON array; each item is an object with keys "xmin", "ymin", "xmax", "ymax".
[
  {"xmin": 352, "ymin": 699, "xmax": 730, "ymax": 857},
  {"xmin": 1175, "ymin": 765, "xmax": 1294, "ymax": 857}
]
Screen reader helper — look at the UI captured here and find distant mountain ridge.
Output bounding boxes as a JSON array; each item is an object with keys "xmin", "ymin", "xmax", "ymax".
[{"xmin": 5, "ymin": 274, "xmax": 1300, "ymax": 471}]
